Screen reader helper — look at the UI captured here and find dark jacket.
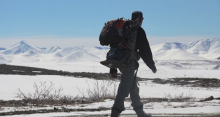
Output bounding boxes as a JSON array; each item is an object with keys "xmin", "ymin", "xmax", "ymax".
[
  {"xmin": 136, "ymin": 26, "xmax": 156, "ymax": 70},
  {"xmin": 110, "ymin": 26, "xmax": 156, "ymax": 74}
]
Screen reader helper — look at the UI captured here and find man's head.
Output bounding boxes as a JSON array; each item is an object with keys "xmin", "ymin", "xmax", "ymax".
[{"xmin": 132, "ymin": 11, "xmax": 144, "ymax": 26}]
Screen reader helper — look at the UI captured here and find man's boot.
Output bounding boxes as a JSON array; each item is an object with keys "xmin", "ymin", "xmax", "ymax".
[
  {"xmin": 134, "ymin": 105, "xmax": 151, "ymax": 117},
  {"xmin": 134, "ymin": 109, "xmax": 151, "ymax": 117},
  {"xmin": 111, "ymin": 109, "xmax": 120, "ymax": 117}
]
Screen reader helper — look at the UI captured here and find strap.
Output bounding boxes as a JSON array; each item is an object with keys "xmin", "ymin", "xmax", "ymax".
[
  {"xmin": 133, "ymin": 61, "xmax": 139, "ymax": 86},
  {"xmin": 135, "ymin": 68, "xmax": 140, "ymax": 86},
  {"xmin": 134, "ymin": 68, "xmax": 138, "ymax": 80},
  {"xmin": 132, "ymin": 51, "xmax": 140, "ymax": 60},
  {"xmin": 121, "ymin": 26, "xmax": 139, "ymax": 50}
]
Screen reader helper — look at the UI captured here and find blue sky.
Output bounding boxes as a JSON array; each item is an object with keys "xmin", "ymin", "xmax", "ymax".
[{"xmin": 0, "ymin": 0, "xmax": 219, "ymax": 47}]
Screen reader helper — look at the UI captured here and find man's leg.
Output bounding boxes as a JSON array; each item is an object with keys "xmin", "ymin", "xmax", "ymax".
[
  {"xmin": 111, "ymin": 61, "xmax": 136, "ymax": 115},
  {"xmin": 130, "ymin": 81, "xmax": 143, "ymax": 109},
  {"xmin": 130, "ymin": 80, "xmax": 151, "ymax": 117}
]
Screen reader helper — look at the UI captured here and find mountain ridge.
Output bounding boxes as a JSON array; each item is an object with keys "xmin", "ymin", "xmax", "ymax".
[
  {"xmin": 0, "ymin": 38, "xmax": 219, "ymax": 63},
  {"xmin": 2, "ymin": 41, "xmax": 42, "ymax": 56},
  {"xmin": 151, "ymin": 38, "xmax": 220, "ymax": 60}
]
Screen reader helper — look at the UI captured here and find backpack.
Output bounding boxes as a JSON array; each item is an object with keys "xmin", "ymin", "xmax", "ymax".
[
  {"xmin": 99, "ymin": 18, "xmax": 128, "ymax": 46},
  {"xmin": 99, "ymin": 18, "xmax": 141, "ymax": 68},
  {"xmin": 99, "ymin": 18, "xmax": 139, "ymax": 46}
]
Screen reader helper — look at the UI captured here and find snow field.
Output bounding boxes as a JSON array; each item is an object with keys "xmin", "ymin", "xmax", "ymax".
[
  {"xmin": 0, "ymin": 75, "xmax": 117, "ymax": 100},
  {"xmin": 1, "ymin": 62, "xmax": 220, "ymax": 115},
  {"xmin": 138, "ymin": 81, "xmax": 220, "ymax": 98},
  {"xmin": 1, "ymin": 74, "xmax": 220, "ymax": 101},
  {"xmin": 1, "ymin": 103, "xmax": 220, "ymax": 117},
  {"xmin": 0, "ymin": 57, "xmax": 220, "ymax": 115}
]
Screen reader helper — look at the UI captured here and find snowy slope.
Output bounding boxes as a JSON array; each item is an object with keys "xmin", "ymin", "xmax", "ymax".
[
  {"xmin": 54, "ymin": 46, "xmax": 85, "ymax": 57},
  {"xmin": 0, "ymin": 47, "xmax": 6, "ymax": 51},
  {"xmin": 61, "ymin": 49, "xmax": 100, "ymax": 62},
  {"xmin": 54, "ymin": 46, "xmax": 100, "ymax": 62},
  {"xmin": 0, "ymin": 43, "xmax": 103, "ymax": 63},
  {"xmin": 2, "ymin": 41, "xmax": 42, "ymax": 56},
  {"xmin": 38, "ymin": 47, "xmax": 47, "ymax": 54},
  {"xmin": 186, "ymin": 38, "xmax": 220, "ymax": 60},
  {"xmin": 151, "ymin": 42, "xmax": 205, "ymax": 60},
  {"xmin": 86, "ymin": 46, "xmax": 109, "ymax": 60},
  {"xmin": 151, "ymin": 38, "xmax": 220, "ymax": 60},
  {"xmin": 47, "ymin": 46, "xmax": 61, "ymax": 53},
  {"xmin": 40, "ymin": 46, "xmax": 101, "ymax": 63},
  {"xmin": 0, "ymin": 54, "xmax": 13, "ymax": 63},
  {"xmin": 0, "ymin": 41, "xmax": 43, "ymax": 63}
]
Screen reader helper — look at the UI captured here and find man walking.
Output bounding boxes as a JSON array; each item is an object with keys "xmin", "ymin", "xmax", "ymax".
[{"xmin": 110, "ymin": 11, "xmax": 157, "ymax": 117}]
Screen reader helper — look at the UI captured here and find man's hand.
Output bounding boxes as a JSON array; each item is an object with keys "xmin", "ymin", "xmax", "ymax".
[{"xmin": 152, "ymin": 67, "xmax": 157, "ymax": 73}]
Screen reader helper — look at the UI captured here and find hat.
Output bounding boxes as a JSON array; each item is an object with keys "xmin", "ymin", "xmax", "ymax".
[{"xmin": 132, "ymin": 11, "xmax": 143, "ymax": 20}]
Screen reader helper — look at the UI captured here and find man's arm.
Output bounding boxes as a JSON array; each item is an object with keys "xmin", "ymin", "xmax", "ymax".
[{"xmin": 137, "ymin": 27, "xmax": 157, "ymax": 73}]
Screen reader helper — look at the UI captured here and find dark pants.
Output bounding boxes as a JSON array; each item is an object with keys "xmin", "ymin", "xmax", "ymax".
[{"xmin": 112, "ymin": 61, "xmax": 143, "ymax": 112}]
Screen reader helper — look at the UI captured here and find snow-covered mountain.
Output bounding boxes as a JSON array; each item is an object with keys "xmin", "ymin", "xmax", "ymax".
[
  {"xmin": 186, "ymin": 38, "xmax": 220, "ymax": 60},
  {"xmin": 151, "ymin": 43, "xmax": 205, "ymax": 60},
  {"xmin": 38, "ymin": 47, "xmax": 47, "ymax": 54},
  {"xmin": 2, "ymin": 41, "xmax": 42, "ymax": 56},
  {"xmin": 47, "ymin": 46, "xmax": 61, "ymax": 54},
  {"xmin": 151, "ymin": 42, "xmax": 205, "ymax": 60},
  {"xmin": 0, "ymin": 47, "xmax": 6, "ymax": 51},
  {"xmin": 0, "ymin": 38, "xmax": 219, "ymax": 63},
  {"xmin": 0, "ymin": 41, "xmax": 102, "ymax": 63},
  {"xmin": 53, "ymin": 46, "xmax": 100, "ymax": 62},
  {"xmin": 151, "ymin": 38, "xmax": 220, "ymax": 60},
  {"xmin": 61, "ymin": 49, "xmax": 99, "ymax": 62}
]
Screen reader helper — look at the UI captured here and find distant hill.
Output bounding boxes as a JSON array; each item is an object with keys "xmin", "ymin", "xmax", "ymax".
[
  {"xmin": 0, "ymin": 47, "xmax": 6, "ymax": 51},
  {"xmin": 0, "ymin": 38, "xmax": 219, "ymax": 63},
  {"xmin": 151, "ymin": 38, "xmax": 220, "ymax": 60}
]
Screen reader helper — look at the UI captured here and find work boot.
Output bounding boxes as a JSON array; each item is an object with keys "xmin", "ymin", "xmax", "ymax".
[
  {"xmin": 134, "ymin": 109, "xmax": 151, "ymax": 117},
  {"xmin": 111, "ymin": 109, "xmax": 120, "ymax": 117}
]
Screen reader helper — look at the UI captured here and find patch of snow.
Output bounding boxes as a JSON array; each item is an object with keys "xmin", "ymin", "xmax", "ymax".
[{"xmin": 61, "ymin": 49, "xmax": 100, "ymax": 62}]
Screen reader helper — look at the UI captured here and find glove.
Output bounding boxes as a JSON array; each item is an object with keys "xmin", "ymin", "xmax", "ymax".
[{"xmin": 152, "ymin": 66, "xmax": 157, "ymax": 73}]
